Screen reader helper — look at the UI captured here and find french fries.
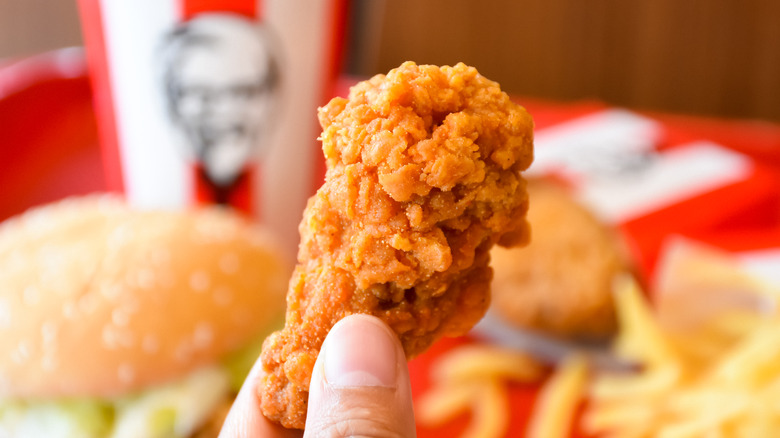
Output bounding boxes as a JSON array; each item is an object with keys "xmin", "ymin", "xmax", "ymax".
[
  {"xmin": 612, "ymin": 274, "xmax": 680, "ymax": 369},
  {"xmin": 430, "ymin": 345, "xmax": 545, "ymax": 384},
  {"xmin": 416, "ymin": 380, "xmax": 481, "ymax": 427},
  {"xmin": 583, "ymin": 273, "xmax": 780, "ymax": 438},
  {"xmin": 418, "ymin": 242, "xmax": 780, "ymax": 438},
  {"xmin": 463, "ymin": 380, "xmax": 509, "ymax": 438},
  {"xmin": 416, "ymin": 345, "xmax": 544, "ymax": 438},
  {"xmin": 526, "ymin": 355, "xmax": 588, "ymax": 438}
]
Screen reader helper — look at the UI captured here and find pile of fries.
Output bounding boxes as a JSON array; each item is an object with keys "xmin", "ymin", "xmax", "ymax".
[
  {"xmin": 416, "ymin": 241, "xmax": 780, "ymax": 437},
  {"xmin": 585, "ymin": 265, "xmax": 780, "ymax": 437},
  {"xmin": 416, "ymin": 345, "xmax": 545, "ymax": 438}
]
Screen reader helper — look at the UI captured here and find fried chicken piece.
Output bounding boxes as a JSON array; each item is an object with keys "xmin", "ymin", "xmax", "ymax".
[
  {"xmin": 259, "ymin": 62, "xmax": 534, "ymax": 429},
  {"xmin": 491, "ymin": 179, "xmax": 632, "ymax": 340}
]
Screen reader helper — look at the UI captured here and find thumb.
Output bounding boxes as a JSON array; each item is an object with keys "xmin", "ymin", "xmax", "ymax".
[{"xmin": 304, "ymin": 314, "xmax": 416, "ymax": 438}]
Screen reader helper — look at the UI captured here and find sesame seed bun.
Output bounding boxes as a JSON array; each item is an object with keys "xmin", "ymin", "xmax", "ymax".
[{"xmin": 0, "ymin": 195, "xmax": 290, "ymax": 398}]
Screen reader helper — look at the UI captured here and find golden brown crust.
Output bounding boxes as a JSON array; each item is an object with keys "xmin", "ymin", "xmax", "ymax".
[
  {"xmin": 490, "ymin": 179, "xmax": 630, "ymax": 339},
  {"xmin": 260, "ymin": 62, "xmax": 534, "ymax": 428},
  {"xmin": 0, "ymin": 195, "xmax": 289, "ymax": 398}
]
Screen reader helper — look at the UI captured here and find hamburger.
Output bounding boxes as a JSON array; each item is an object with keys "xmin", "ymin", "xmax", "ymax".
[{"xmin": 0, "ymin": 195, "xmax": 290, "ymax": 437}]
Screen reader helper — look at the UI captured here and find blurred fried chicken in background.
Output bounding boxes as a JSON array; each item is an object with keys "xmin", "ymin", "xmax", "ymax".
[{"xmin": 491, "ymin": 179, "xmax": 632, "ymax": 340}]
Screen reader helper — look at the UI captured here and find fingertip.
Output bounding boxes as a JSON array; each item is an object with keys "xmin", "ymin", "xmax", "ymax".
[
  {"xmin": 304, "ymin": 314, "xmax": 416, "ymax": 437},
  {"xmin": 323, "ymin": 314, "xmax": 401, "ymax": 388}
]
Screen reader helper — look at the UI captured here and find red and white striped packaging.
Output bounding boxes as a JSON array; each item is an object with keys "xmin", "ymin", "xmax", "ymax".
[
  {"xmin": 528, "ymin": 108, "xmax": 780, "ymax": 277},
  {"xmin": 78, "ymin": 0, "xmax": 347, "ymax": 258}
]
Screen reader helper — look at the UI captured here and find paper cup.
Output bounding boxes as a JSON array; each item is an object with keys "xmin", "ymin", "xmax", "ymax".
[{"xmin": 78, "ymin": 0, "xmax": 347, "ymax": 257}]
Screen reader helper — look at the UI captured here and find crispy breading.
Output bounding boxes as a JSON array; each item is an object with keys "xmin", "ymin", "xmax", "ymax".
[{"xmin": 259, "ymin": 62, "xmax": 534, "ymax": 429}]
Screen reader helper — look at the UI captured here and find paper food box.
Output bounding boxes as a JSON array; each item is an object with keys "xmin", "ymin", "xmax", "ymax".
[{"xmin": 527, "ymin": 109, "xmax": 779, "ymax": 278}]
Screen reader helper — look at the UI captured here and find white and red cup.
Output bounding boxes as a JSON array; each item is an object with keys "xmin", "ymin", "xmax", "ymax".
[{"xmin": 78, "ymin": 0, "xmax": 348, "ymax": 257}]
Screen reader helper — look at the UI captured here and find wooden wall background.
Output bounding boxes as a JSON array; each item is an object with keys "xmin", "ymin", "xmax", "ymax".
[
  {"xmin": 2, "ymin": 0, "xmax": 778, "ymax": 122},
  {"xmin": 350, "ymin": 0, "xmax": 780, "ymax": 122}
]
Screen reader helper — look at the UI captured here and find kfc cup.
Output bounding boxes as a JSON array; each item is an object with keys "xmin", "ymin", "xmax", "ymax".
[{"xmin": 78, "ymin": 0, "xmax": 347, "ymax": 258}]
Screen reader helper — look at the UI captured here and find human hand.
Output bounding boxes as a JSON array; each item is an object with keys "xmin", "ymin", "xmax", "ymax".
[{"xmin": 219, "ymin": 314, "xmax": 416, "ymax": 437}]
